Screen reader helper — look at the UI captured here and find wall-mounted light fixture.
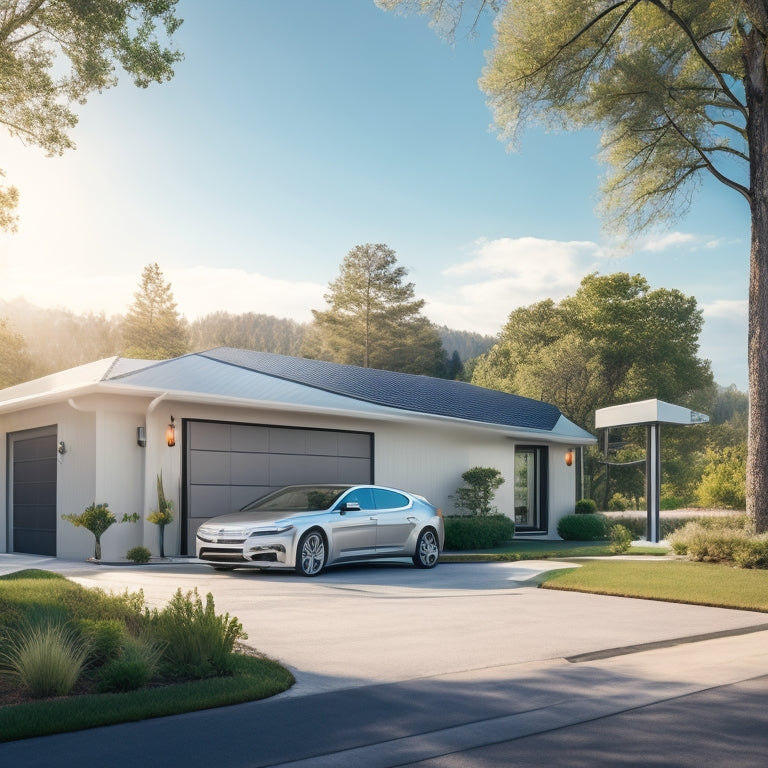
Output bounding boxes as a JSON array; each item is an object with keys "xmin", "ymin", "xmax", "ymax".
[
  {"xmin": 166, "ymin": 416, "xmax": 176, "ymax": 447},
  {"xmin": 564, "ymin": 448, "xmax": 574, "ymax": 467},
  {"xmin": 57, "ymin": 441, "xmax": 66, "ymax": 455},
  {"xmin": 136, "ymin": 426, "xmax": 146, "ymax": 447}
]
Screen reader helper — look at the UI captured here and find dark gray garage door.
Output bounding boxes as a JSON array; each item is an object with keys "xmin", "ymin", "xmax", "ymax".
[
  {"xmin": 183, "ymin": 420, "xmax": 373, "ymax": 553},
  {"xmin": 9, "ymin": 428, "xmax": 57, "ymax": 556}
]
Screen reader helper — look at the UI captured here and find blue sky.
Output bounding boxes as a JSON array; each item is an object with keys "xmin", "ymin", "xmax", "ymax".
[{"xmin": 0, "ymin": 0, "xmax": 750, "ymax": 389}]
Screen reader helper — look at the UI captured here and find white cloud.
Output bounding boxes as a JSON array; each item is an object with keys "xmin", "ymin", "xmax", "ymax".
[
  {"xmin": 427, "ymin": 236, "xmax": 611, "ymax": 335},
  {"xmin": 640, "ymin": 232, "xmax": 698, "ymax": 252},
  {"xmin": 701, "ymin": 299, "xmax": 748, "ymax": 320}
]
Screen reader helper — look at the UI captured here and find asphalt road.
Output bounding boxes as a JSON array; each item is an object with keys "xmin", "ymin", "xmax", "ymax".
[{"xmin": 0, "ymin": 555, "xmax": 767, "ymax": 767}]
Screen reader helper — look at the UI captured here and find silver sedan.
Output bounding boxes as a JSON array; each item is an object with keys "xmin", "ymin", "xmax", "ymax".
[{"xmin": 195, "ymin": 484, "xmax": 444, "ymax": 576}]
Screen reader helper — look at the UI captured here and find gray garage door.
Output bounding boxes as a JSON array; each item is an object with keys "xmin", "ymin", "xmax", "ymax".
[
  {"xmin": 183, "ymin": 420, "xmax": 373, "ymax": 553},
  {"xmin": 9, "ymin": 428, "xmax": 58, "ymax": 556}
]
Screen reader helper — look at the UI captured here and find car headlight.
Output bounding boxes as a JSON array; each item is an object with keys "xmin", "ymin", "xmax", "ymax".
[{"xmin": 247, "ymin": 525, "xmax": 294, "ymax": 537}]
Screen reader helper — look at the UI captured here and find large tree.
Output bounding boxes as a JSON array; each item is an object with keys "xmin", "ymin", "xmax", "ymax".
[
  {"xmin": 122, "ymin": 263, "xmax": 188, "ymax": 359},
  {"xmin": 381, "ymin": 0, "xmax": 768, "ymax": 531},
  {"xmin": 473, "ymin": 272, "xmax": 713, "ymax": 429},
  {"xmin": 0, "ymin": 0, "xmax": 183, "ymax": 230},
  {"xmin": 306, "ymin": 243, "xmax": 448, "ymax": 375}
]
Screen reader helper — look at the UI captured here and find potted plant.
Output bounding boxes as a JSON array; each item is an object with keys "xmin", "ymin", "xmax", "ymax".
[
  {"xmin": 147, "ymin": 472, "xmax": 174, "ymax": 558},
  {"xmin": 62, "ymin": 503, "xmax": 139, "ymax": 560}
]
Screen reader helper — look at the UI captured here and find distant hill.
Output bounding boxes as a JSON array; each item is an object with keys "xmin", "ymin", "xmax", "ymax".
[{"xmin": 436, "ymin": 326, "xmax": 495, "ymax": 361}]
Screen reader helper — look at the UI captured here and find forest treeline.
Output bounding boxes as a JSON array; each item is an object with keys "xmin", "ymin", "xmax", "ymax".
[{"xmin": 0, "ymin": 297, "xmax": 494, "ymax": 384}]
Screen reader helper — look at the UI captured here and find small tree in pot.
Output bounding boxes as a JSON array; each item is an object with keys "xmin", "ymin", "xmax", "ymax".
[{"xmin": 62, "ymin": 503, "xmax": 138, "ymax": 560}]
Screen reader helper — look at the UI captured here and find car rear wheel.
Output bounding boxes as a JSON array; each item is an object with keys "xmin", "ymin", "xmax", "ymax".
[
  {"xmin": 413, "ymin": 528, "xmax": 440, "ymax": 569},
  {"xmin": 296, "ymin": 530, "xmax": 327, "ymax": 576}
]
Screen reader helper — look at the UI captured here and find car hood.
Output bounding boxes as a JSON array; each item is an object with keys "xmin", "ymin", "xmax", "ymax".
[{"xmin": 199, "ymin": 508, "xmax": 316, "ymax": 528}]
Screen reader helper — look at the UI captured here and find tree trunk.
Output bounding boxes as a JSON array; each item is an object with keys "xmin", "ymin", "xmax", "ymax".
[
  {"xmin": 94, "ymin": 535, "xmax": 102, "ymax": 561},
  {"xmin": 744, "ymin": 30, "xmax": 768, "ymax": 533}
]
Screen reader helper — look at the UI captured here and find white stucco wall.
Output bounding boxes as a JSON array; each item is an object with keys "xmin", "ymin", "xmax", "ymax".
[{"xmin": 2, "ymin": 393, "xmax": 581, "ymax": 561}]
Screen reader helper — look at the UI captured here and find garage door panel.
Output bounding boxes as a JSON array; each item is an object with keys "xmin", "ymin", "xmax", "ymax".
[
  {"xmin": 189, "ymin": 451, "xmax": 231, "ymax": 485},
  {"xmin": 339, "ymin": 432, "xmax": 371, "ymax": 457},
  {"xmin": 231, "ymin": 485, "xmax": 271, "ymax": 510},
  {"xmin": 338, "ymin": 457, "xmax": 374, "ymax": 483},
  {"xmin": 269, "ymin": 428, "xmax": 307, "ymax": 454},
  {"xmin": 188, "ymin": 484, "xmax": 231, "ymax": 519},
  {"xmin": 230, "ymin": 452, "xmax": 269, "ymax": 485},
  {"xmin": 269, "ymin": 454, "xmax": 337, "ymax": 486},
  {"xmin": 189, "ymin": 421, "xmax": 230, "ymax": 451},
  {"xmin": 11, "ymin": 430, "xmax": 57, "ymax": 557},
  {"xmin": 231, "ymin": 425, "xmax": 269, "ymax": 452},
  {"xmin": 306, "ymin": 431, "xmax": 339, "ymax": 456}
]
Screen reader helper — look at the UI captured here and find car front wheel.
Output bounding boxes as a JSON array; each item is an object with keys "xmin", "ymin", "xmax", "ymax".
[
  {"xmin": 413, "ymin": 528, "xmax": 440, "ymax": 569},
  {"xmin": 296, "ymin": 530, "xmax": 327, "ymax": 576}
]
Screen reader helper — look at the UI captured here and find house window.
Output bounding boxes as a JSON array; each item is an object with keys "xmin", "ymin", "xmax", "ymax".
[{"xmin": 514, "ymin": 446, "xmax": 548, "ymax": 530}]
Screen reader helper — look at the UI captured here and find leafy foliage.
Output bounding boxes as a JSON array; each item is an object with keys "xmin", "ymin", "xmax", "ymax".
[
  {"xmin": 0, "ymin": 0, "xmax": 183, "ymax": 230},
  {"xmin": 452, "ymin": 466, "xmax": 505, "ymax": 516},
  {"xmin": 473, "ymin": 273, "xmax": 712, "ymax": 431},
  {"xmin": 575, "ymin": 498, "xmax": 598, "ymax": 515},
  {"xmin": 696, "ymin": 445, "xmax": 747, "ymax": 509},
  {"xmin": 126, "ymin": 546, "xmax": 151, "ymax": 564}
]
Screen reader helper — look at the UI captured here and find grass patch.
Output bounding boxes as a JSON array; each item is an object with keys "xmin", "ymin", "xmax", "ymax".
[
  {"xmin": 0, "ymin": 652, "xmax": 294, "ymax": 742},
  {"xmin": 440, "ymin": 539, "xmax": 669, "ymax": 562},
  {"xmin": 0, "ymin": 570, "xmax": 294, "ymax": 742},
  {"xmin": 540, "ymin": 559, "xmax": 768, "ymax": 612}
]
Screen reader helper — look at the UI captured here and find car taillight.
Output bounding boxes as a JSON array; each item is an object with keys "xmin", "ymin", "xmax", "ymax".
[{"xmin": 436, "ymin": 508, "xmax": 443, "ymax": 517}]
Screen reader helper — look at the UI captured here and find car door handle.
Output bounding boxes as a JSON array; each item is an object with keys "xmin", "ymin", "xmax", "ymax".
[{"xmin": 407, "ymin": 516, "xmax": 418, "ymax": 523}]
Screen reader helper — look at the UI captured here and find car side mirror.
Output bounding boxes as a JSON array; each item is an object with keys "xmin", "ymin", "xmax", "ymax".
[{"xmin": 338, "ymin": 501, "xmax": 361, "ymax": 513}]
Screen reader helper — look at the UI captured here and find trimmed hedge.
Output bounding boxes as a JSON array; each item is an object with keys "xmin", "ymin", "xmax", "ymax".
[
  {"xmin": 444, "ymin": 515, "xmax": 515, "ymax": 551},
  {"xmin": 557, "ymin": 513, "xmax": 611, "ymax": 541}
]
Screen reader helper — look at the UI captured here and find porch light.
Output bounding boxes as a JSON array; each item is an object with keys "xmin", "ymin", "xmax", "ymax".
[
  {"xmin": 166, "ymin": 416, "xmax": 176, "ymax": 447},
  {"xmin": 137, "ymin": 426, "xmax": 146, "ymax": 447},
  {"xmin": 564, "ymin": 448, "xmax": 574, "ymax": 466}
]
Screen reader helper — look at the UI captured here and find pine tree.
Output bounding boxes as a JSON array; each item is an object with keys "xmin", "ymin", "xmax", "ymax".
[
  {"xmin": 307, "ymin": 243, "xmax": 447, "ymax": 375},
  {"xmin": 121, "ymin": 264, "xmax": 189, "ymax": 360}
]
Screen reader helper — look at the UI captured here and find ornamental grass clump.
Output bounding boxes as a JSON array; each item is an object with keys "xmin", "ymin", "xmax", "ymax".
[
  {"xmin": 147, "ymin": 588, "xmax": 247, "ymax": 678},
  {"xmin": 0, "ymin": 621, "xmax": 89, "ymax": 698}
]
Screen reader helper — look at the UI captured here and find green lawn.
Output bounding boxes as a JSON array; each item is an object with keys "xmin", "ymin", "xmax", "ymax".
[
  {"xmin": 441, "ymin": 539, "xmax": 668, "ymax": 561},
  {"xmin": 540, "ymin": 559, "xmax": 768, "ymax": 612}
]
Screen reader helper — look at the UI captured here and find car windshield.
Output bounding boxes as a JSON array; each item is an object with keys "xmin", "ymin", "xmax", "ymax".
[{"xmin": 241, "ymin": 486, "xmax": 351, "ymax": 513}]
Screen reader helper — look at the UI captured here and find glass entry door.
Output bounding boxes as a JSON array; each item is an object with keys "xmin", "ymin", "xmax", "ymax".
[{"xmin": 514, "ymin": 446, "xmax": 547, "ymax": 530}]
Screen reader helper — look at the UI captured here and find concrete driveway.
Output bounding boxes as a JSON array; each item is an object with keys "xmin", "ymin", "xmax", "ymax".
[{"xmin": 1, "ymin": 554, "xmax": 767, "ymax": 766}]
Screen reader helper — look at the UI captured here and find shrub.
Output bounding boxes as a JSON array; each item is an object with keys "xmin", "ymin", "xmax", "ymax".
[
  {"xmin": 76, "ymin": 618, "xmax": 126, "ymax": 664},
  {"xmin": 732, "ymin": 538, "xmax": 768, "ymax": 569},
  {"xmin": 443, "ymin": 515, "xmax": 515, "ymax": 550},
  {"xmin": 452, "ymin": 467, "xmax": 505, "ymax": 516},
  {"xmin": 609, "ymin": 524, "xmax": 633, "ymax": 554},
  {"xmin": 660, "ymin": 496, "xmax": 686, "ymax": 511},
  {"xmin": 575, "ymin": 498, "xmax": 597, "ymax": 515},
  {"xmin": 127, "ymin": 546, "xmax": 151, "ymax": 564},
  {"xmin": 96, "ymin": 636, "xmax": 163, "ymax": 693},
  {"xmin": 147, "ymin": 588, "xmax": 247, "ymax": 678},
  {"xmin": 607, "ymin": 493, "xmax": 629, "ymax": 512},
  {"xmin": 668, "ymin": 521, "xmax": 753, "ymax": 562},
  {"xmin": 0, "ymin": 621, "xmax": 89, "ymax": 697},
  {"xmin": 696, "ymin": 445, "xmax": 746, "ymax": 509},
  {"xmin": 557, "ymin": 513, "xmax": 610, "ymax": 541}
]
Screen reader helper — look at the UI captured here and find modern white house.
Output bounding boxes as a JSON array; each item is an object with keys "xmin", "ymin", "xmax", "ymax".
[{"xmin": 0, "ymin": 348, "xmax": 596, "ymax": 561}]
